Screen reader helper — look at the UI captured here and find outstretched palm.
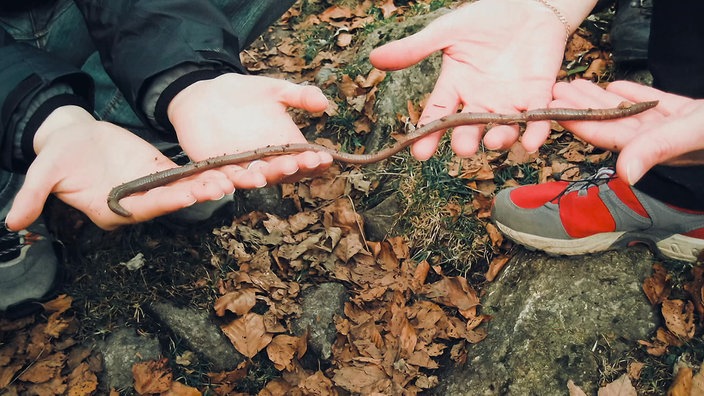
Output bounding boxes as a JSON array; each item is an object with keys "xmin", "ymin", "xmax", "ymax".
[{"xmin": 370, "ymin": 0, "xmax": 568, "ymax": 159}]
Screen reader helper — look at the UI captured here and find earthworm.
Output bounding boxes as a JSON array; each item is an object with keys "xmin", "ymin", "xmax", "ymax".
[{"xmin": 108, "ymin": 100, "xmax": 659, "ymax": 216}]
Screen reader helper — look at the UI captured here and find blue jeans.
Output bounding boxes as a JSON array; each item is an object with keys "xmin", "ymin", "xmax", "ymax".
[{"xmin": 0, "ymin": 0, "xmax": 295, "ymax": 219}]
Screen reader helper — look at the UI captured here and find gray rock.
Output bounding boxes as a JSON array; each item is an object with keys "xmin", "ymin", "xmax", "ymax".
[
  {"xmin": 361, "ymin": 193, "xmax": 403, "ymax": 241},
  {"xmin": 292, "ymin": 283, "xmax": 348, "ymax": 360},
  {"xmin": 435, "ymin": 247, "xmax": 658, "ymax": 395},
  {"xmin": 237, "ymin": 186, "xmax": 296, "ymax": 218},
  {"xmin": 94, "ymin": 327, "xmax": 161, "ymax": 391},
  {"xmin": 149, "ymin": 302, "xmax": 244, "ymax": 372}
]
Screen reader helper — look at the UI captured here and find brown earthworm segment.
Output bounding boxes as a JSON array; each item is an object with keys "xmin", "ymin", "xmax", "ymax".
[{"xmin": 108, "ymin": 100, "xmax": 659, "ymax": 217}]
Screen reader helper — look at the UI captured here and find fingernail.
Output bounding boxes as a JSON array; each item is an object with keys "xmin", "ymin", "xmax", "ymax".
[
  {"xmin": 185, "ymin": 198, "xmax": 198, "ymax": 207},
  {"xmin": 626, "ymin": 162, "xmax": 644, "ymax": 185},
  {"xmin": 283, "ymin": 167, "xmax": 299, "ymax": 176},
  {"xmin": 255, "ymin": 177, "xmax": 268, "ymax": 188}
]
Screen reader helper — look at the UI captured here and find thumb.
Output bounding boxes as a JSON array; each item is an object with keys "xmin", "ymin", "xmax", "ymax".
[
  {"xmin": 616, "ymin": 118, "xmax": 704, "ymax": 185},
  {"xmin": 280, "ymin": 84, "xmax": 329, "ymax": 113},
  {"xmin": 5, "ymin": 162, "xmax": 55, "ymax": 231},
  {"xmin": 369, "ymin": 25, "xmax": 448, "ymax": 71}
]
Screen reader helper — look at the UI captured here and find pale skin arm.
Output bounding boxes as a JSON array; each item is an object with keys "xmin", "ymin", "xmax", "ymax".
[
  {"xmin": 551, "ymin": 79, "xmax": 704, "ymax": 184},
  {"xmin": 369, "ymin": 0, "xmax": 597, "ymax": 159},
  {"xmin": 6, "ymin": 73, "xmax": 336, "ymax": 231},
  {"xmin": 5, "ymin": 105, "xmax": 241, "ymax": 231}
]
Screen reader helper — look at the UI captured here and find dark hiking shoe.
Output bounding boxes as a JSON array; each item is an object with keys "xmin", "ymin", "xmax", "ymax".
[{"xmin": 0, "ymin": 218, "xmax": 62, "ymax": 319}]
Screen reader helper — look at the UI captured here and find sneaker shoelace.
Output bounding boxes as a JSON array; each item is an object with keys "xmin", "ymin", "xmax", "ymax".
[
  {"xmin": 551, "ymin": 167, "xmax": 617, "ymax": 202},
  {"xmin": 0, "ymin": 221, "xmax": 21, "ymax": 262}
]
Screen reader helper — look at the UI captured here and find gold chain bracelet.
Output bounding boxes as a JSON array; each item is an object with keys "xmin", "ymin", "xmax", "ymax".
[{"xmin": 532, "ymin": 0, "xmax": 571, "ymax": 43}]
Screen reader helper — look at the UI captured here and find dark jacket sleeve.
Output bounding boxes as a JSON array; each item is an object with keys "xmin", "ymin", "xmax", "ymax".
[
  {"xmin": 0, "ymin": 28, "xmax": 94, "ymax": 172},
  {"xmin": 73, "ymin": 0, "xmax": 247, "ymax": 132}
]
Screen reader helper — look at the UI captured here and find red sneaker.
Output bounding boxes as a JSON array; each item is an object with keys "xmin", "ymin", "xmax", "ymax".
[{"xmin": 491, "ymin": 168, "xmax": 704, "ymax": 262}]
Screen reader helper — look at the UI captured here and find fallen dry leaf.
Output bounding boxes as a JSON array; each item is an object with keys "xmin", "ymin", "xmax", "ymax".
[
  {"xmin": 42, "ymin": 294, "xmax": 73, "ymax": 314},
  {"xmin": 132, "ymin": 358, "xmax": 173, "ymax": 395},
  {"xmin": 67, "ymin": 362, "xmax": 98, "ymax": 396},
  {"xmin": 668, "ymin": 366, "xmax": 693, "ymax": 396},
  {"xmin": 299, "ymin": 370, "xmax": 338, "ymax": 395},
  {"xmin": 597, "ymin": 373, "xmax": 636, "ymax": 396},
  {"xmin": 422, "ymin": 276, "xmax": 480, "ymax": 313},
  {"xmin": 214, "ymin": 288, "xmax": 257, "ymax": 317},
  {"xmin": 583, "ymin": 58, "xmax": 607, "ymax": 79},
  {"xmin": 692, "ymin": 362, "xmax": 704, "ymax": 396},
  {"xmin": 267, "ymin": 334, "xmax": 306, "ymax": 371},
  {"xmin": 567, "ymin": 380, "xmax": 588, "ymax": 396},
  {"xmin": 19, "ymin": 352, "xmax": 65, "ymax": 383},
  {"xmin": 661, "ymin": 299, "xmax": 695, "ymax": 340},
  {"xmin": 162, "ymin": 380, "xmax": 203, "ymax": 396},
  {"xmin": 627, "ymin": 361, "xmax": 644, "ymax": 380},
  {"xmin": 221, "ymin": 313, "xmax": 273, "ymax": 358},
  {"xmin": 643, "ymin": 263, "xmax": 671, "ymax": 305},
  {"xmin": 332, "ymin": 365, "xmax": 389, "ymax": 394},
  {"xmin": 336, "ymin": 32, "xmax": 353, "ymax": 47},
  {"xmin": 486, "ymin": 255, "xmax": 510, "ymax": 282},
  {"xmin": 379, "ymin": 0, "xmax": 398, "ymax": 18},
  {"xmin": 685, "ymin": 265, "xmax": 704, "ymax": 323}
]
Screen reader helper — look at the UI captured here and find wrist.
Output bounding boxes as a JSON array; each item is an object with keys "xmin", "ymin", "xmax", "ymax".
[
  {"xmin": 156, "ymin": 69, "xmax": 228, "ymax": 132},
  {"xmin": 34, "ymin": 105, "xmax": 95, "ymax": 154},
  {"xmin": 531, "ymin": 0, "xmax": 598, "ymax": 35},
  {"xmin": 505, "ymin": 0, "xmax": 597, "ymax": 39}
]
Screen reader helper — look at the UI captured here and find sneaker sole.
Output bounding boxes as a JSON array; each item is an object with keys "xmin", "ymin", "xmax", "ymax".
[{"xmin": 495, "ymin": 220, "xmax": 704, "ymax": 263}]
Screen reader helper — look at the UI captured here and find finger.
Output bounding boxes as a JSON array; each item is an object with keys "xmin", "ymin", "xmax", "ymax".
[
  {"xmin": 4, "ymin": 159, "xmax": 56, "ymax": 231},
  {"xmin": 517, "ymin": 96, "xmax": 553, "ymax": 153},
  {"xmin": 220, "ymin": 165, "xmax": 268, "ymax": 189},
  {"xmin": 118, "ymin": 185, "xmax": 209, "ymax": 225},
  {"xmin": 551, "ymin": 81, "xmax": 640, "ymax": 148},
  {"xmin": 280, "ymin": 83, "xmax": 329, "ymax": 113},
  {"xmin": 369, "ymin": 23, "xmax": 449, "ymax": 71},
  {"xmin": 120, "ymin": 170, "xmax": 236, "ymax": 221},
  {"xmin": 246, "ymin": 160, "xmax": 268, "ymax": 172},
  {"xmin": 296, "ymin": 150, "xmax": 333, "ymax": 171},
  {"xmin": 258, "ymin": 155, "xmax": 300, "ymax": 180},
  {"xmin": 519, "ymin": 120, "xmax": 551, "ymax": 153},
  {"xmin": 617, "ymin": 114, "xmax": 704, "ymax": 184},
  {"xmin": 260, "ymin": 151, "xmax": 331, "ymax": 184},
  {"xmin": 447, "ymin": 103, "xmax": 492, "ymax": 156},
  {"xmin": 550, "ymin": 98, "xmax": 629, "ymax": 151},
  {"xmin": 483, "ymin": 124, "xmax": 520, "ymax": 151},
  {"xmin": 280, "ymin": 151, "xmax": 334, "ymax": 184},
  {"xmin": 5, "ymin": 186, "xmax": 48, "ymax": 231},
  {"xmin": 411, "ymin": 78, "xmax": 462, "ymax": 160},
  {"xmin": 484, "ymin": 101, "xmax": 519, "ymax": 150},
  {"xmin": 606, "ymin": 80, "xmax": 690, "ymax": 113},
  {"xmin": 476, "ymin": 101, "xmax": 523, "ymax": 151},
  {"xmin": 553, "ymin": 80, "xmax": 626, "ymax": 107}
]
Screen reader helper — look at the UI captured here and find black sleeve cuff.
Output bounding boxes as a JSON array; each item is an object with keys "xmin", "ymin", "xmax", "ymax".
[
  {"xmin": 153, "ymin": 69, "xmax": 228, "ymax": 134},
  {"xmin": 16, "ymin": 94, "xmax": 91, "ymax": 172}
]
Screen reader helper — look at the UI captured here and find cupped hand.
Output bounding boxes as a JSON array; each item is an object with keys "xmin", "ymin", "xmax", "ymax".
[
  {"xmin": 369, "ymin": 0, "xmax": 568, "ymax": 160},
  {"xmin": 5, "ymin": 106, "xmax": 237, "ymax": 231},
  {"xmin": 551, "ymin": 79, "xmax": 704, "ymax": 184},
  {"xmin": 167, "ymin": 73, "xmax": 333, "ymax": 186}
]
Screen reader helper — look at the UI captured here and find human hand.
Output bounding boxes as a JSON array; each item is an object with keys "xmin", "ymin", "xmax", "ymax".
[
  {"xmin": 167, "ymin": 73, "xmax": 333, "ymax": 186},
  {"xmin": 551, "ymin": 79, "xmax": 704, "ymax": 184},
  {"xmin": 369, "ymin": 0, "xmax": 573, "ymax": 160},
  {"xmin": 5, "ymin": 106, "xmax": 238, "ymax": 231}
]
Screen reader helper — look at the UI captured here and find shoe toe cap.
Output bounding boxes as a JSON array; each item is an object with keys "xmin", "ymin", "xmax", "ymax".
[{"xmin": 491, "ymin": 187, "xmax": 571, "ymax": 240}]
